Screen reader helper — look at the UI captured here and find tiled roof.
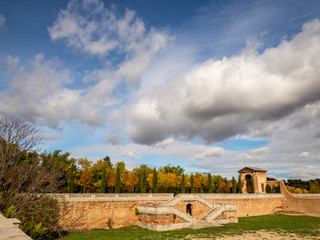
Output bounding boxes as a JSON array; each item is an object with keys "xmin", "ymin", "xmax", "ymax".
[{"xmin": 238, "ymin": 167, "xmax": 267, "ymax": 173}]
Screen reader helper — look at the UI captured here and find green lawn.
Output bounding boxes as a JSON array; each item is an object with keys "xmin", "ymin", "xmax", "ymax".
[{"xmin": 58, "ymin": 215, "xmax": 320, "ymax": 240}]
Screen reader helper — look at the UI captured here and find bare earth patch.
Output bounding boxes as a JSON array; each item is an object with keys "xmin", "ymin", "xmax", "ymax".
[{"xmin": 183, "ymin": 230, "xmax": 320, "ymax": 240}]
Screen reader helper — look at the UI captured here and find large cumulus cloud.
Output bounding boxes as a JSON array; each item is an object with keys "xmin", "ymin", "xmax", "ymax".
[{"xmin": 123, "ymin": 19, "xmax": 320, "ymax": 145}]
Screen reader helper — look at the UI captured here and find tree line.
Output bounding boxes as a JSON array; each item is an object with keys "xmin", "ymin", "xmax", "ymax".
[{"xmin": 66, "ymin": 157, "xmax": 243, "ymax": 194}]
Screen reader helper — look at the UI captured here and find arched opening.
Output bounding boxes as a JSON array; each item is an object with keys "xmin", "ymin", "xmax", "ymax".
[
  {"xmin": 245, "ymin": 174, "xmax": 252, "ymax": 193},
  {"xmin": 186, "ymin": 203, "xmax": 192, "ymax": 216},
  {"xmin": 261, "ymin": 183, "xmax": 264, "ymax": 192}
]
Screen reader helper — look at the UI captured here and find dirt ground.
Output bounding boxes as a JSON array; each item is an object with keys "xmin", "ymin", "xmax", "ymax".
[{"xmin": 183, "ymin": 230, "xmax": 320, "ymax": 239}]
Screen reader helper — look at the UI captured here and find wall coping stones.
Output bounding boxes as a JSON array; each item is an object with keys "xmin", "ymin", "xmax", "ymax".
[{"xmin": 49, "ymin": 193, "xmax": 174, "ymax": 202}]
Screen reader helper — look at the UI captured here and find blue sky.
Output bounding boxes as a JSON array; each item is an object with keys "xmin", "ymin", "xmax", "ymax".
[{"xmin": 1, "ymin": 0, "xmax": 320, "ymax": 179}]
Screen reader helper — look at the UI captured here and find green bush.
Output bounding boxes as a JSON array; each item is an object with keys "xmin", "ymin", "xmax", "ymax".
[
  {"xmin": 20, "ymin": 222, "xmax": 47, "ymax": 240},
  {"xmin": 266, "ymin": 184, "xmax": 272, "ymax": 193}
]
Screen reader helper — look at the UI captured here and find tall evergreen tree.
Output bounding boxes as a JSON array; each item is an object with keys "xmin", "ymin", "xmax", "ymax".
[
  {"xmin": 67, "ymin": 164, "xmax": 75, "ymax": 193},
  {"xmin": 190, "ymin": 174, "xmax": 195, "ymax": 193},
  {"xmin": 152, "ymin": 167, "xmax": 158, "ymax": 193},
  {"xmin": 181, "ymin": 174, "xmax": 185, "ymax": 193},
  {"xmin": 140, "ymin": 168, "xmax": 147, "ymax": 193},
  {"xmin": 208, "ymin": 173, "xmax": 213, "ymax": 193},
  {"xmin": 100, "ymin": 165, "xmax": 107, "ymax": 193},
  {"xmin": 115, "ymin": 165, "xmax": 121, "ymax": 193},
  {"xmin": 232, "ymin": 176, "xmax": 236, "ymax": 193},
  {"xmin": 216, "ymin": 178, "xmax": 221, "ymax": 193},
  {"xmin": 251, "ymin": 177, "xmax": 255, "ymax": 193},
  {"xmin": 237, "ymin": 175, "xmax": 242, "ymax": 193}
]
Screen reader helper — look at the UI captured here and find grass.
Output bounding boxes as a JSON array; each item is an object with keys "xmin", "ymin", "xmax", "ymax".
[{"xmin": 58, "ymin": 215, "xmax": 320, "ymax": 240}]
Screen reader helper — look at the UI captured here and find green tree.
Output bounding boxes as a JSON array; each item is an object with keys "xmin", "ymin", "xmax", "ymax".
[
  {"xmin": 103, "ymin": 156, "xmax": 113, "ymax": 168},
  {"xmin": 251, "ymin": 177, "xmax": 255, "ymax": 193},
  {"xmin": 208, "ymin": 173, "xmax": 213, "ymax": 193},
  {"xmin": 237, "ymin": 175, "xmax": 242, "ymax": 193},
  {"xmin": 67, "ymin": 164, "xmax": 75, "ymax": 193},
  {"xmin": 216, "ymin": 179, "xmax": 221, "ymax": 193},
  {"xmin": 115, "ymin": 164, "xmax": 121, "ymax": 193},
  {"xmin": 160, "ymin": 164, "xmax": 184, "ymax": 175},
  {"xmin": 232, "ymin": 176, "xmax": 236, "ymax": 193},
  {"xmin": 181, "ymin": 174, "xmax": 186, "ymax": 193},
  {"xmin": 152, "ymin": 167, "xmax": 158, "ymax": 193},
  {"xmin": 266, "ymin": 184, "xmax": 272, "ymax": 193},
  {"xmin": 100, "ymin": 165, "xmax": 107, "ymax": 193},
  {"xmin": 190, "ymin": 174, "xmax": 195, "ymax": 193}
]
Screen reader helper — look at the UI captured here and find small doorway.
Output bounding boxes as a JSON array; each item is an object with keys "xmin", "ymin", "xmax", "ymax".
[
  {"xmin": 186, "ymin": 203, "xmax": 192, "ymax": 216},
  {"xmin": 245, "ymin": 174, "xmax": 252, "ymax": 193}
]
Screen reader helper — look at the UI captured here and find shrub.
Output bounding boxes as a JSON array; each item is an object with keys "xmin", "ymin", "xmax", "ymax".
[
  {"xmin": 107, "ymin": 218, "xmax": 113, "ymax": 229},
  {"xmin": 266, "ymin": 184, "xmax": 272, "ymax": 193}
]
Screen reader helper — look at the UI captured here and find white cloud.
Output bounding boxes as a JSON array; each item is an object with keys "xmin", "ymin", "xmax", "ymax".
[
  {"xmin": 251, "ymin": 147, "xmax": 269, "ymax": 155},
  {"xmin": 193, "ymin": 147, "xmax": 225, "ymax": 160},
  {"xmin": 155, "ymin": 138, "xmax": 176, "ymax": 149},
  {"xmin": 0, "ymin": 14, "xmax": 5, "ymax": 29},
  {"xmin": 0, "ymin": 54, "xmax": 106, "ymax": 127},
  {"xmin": 102, "ymin": 131, "xmax": 122, "ymax": 145},
  {"xmin": 48, "ymin": 0, "xmax": 170, "ymax": 87},
  {"xmin": 117, "ymin": 151, "xmax": 141, "ymax": 160},
  {"xmin": 122, "ymin": 19, "xmax": 320, "ymax": 145},
  {"xmin": 300, "ymin": 152, "xmax": 310, "ymax": 158}
]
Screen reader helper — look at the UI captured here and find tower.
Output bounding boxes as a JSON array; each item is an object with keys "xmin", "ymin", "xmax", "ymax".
[{"xmin": 238, "ymin": 167, "xmax": 267, "ymax": 193}]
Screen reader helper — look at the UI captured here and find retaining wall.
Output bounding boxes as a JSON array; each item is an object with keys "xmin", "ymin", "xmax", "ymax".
[
  {"xmin": 280, "ymin": 181, "xmax": 320, "ymax": 217},
  {"xmin": 54, "ymin": 193, "xmax": 285, "ymax": 229}
]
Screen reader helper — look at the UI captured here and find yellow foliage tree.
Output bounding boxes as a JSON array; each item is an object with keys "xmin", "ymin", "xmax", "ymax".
[
  {"xmin": 147, "ymin": 173, "xmax": 153, "ymax": 189},
  {"xmin": 126, "ymin": 171, "xmax": 139, "ymax": 193},
  {"xmin": 194, "ymin": 173, "xmax": 203, "ymax": 192},
  {"xmin": 223, "ymin": 181, "xmax": 233, "ymax": 193},
  {"xmin": 294, "ymin": 188, "xmax": 303, "ymax": 194}
]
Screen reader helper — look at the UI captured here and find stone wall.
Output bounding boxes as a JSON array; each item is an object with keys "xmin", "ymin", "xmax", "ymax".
[
  {"xmin": 198, "ymin": 194, "xmax": 284, "ymax": 217},
  {"xmin": 56, "ymin": 193, "xmax": 172, "ymax": 230},
  {"xmin": 279, "ymin": 181, "xmax": 320, "ymax": 217},
  {"xmin": 55, "ymin": 193, "xmax": 285, "ymax": 229}
]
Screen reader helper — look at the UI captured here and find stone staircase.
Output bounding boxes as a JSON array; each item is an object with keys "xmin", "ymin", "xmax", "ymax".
[
  {"xmin": 138, "ymin": 194, "xmax": 237, "ymax": 231},
  {"xmin": 0, "ymin": 214, "xmax": 31, "ymax": 240}
]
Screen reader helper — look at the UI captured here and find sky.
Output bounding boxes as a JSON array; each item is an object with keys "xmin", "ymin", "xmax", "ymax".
[{"xmin": 1, "ymin": 0, "xmax": 320, "ymax": 180}]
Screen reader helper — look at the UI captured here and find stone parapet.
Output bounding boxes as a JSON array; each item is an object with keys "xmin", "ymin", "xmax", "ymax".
[{"xmin": 50, "ymin": 193, "xmax": 173, "ymax": 202}]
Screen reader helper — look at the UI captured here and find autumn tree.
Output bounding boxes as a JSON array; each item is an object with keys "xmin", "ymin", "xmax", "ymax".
[
  {"xmin": 194, "ymin": 173, "xmax": 202, "ymax": 193},
  {"xmin": 310, "ymin": 180, "xmax": 320, "ymax": 193},
  {"xmin": 107, "ymin": 170, "xmax": 116, "ymax": 193},
  {"xmin": 126, "ymin": 171, "xmax": 139, "ymax": 193},
  {"xmin": 78, "ymin": 169, "xmax": 93, "ymax": 193},
  {"xmin": 121, "ymin": 169, "xmax": 129, "ymax": 192}
]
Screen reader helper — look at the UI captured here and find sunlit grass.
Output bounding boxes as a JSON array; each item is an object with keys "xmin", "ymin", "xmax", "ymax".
[{"xmin": 58, "ymin": 215, "xmax": 320, "ymax": 240}]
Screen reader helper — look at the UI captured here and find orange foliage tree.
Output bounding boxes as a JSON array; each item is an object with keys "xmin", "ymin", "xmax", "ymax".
[
  {"xmin": 126, "ymin": 171, "xmax": 139, "ymax": 193},
  {"xmin": 77, "ymin": 169, "xmax": 93, "ymax": 193}
]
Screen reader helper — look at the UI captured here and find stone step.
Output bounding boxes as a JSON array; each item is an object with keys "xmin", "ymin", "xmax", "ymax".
[{"xmin": 188, "ymin": 220, "xmax": 222, "ymax": 229}]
